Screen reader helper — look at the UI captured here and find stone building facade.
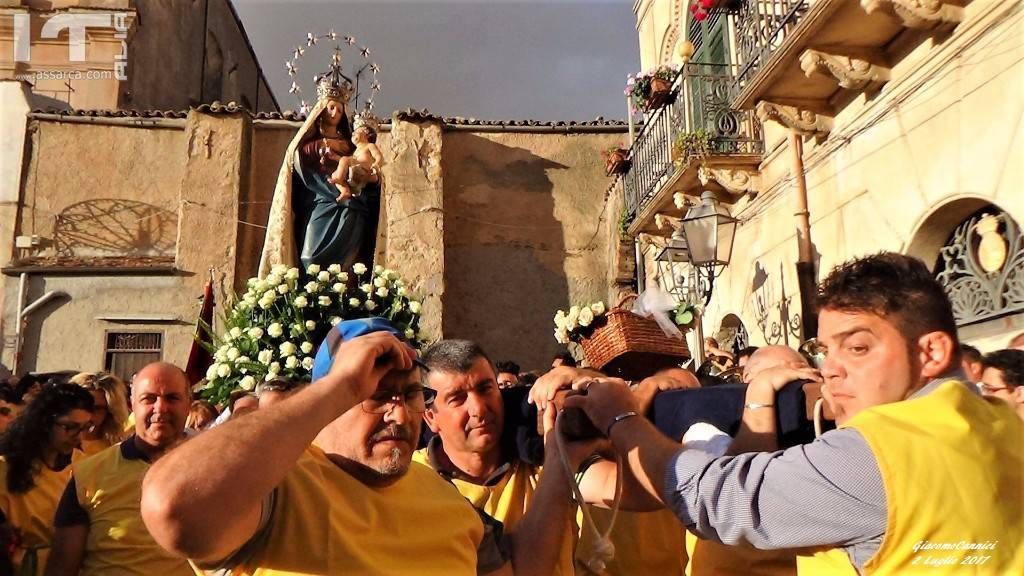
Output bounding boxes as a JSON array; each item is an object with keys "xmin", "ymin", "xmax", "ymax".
[
  {"xmin": 623, "ymin": 0, "xmax": 1023, "ymax": 355},
  {"xmin": 0, "ymin": 103, "xmax": 629, "ymax": 378}
]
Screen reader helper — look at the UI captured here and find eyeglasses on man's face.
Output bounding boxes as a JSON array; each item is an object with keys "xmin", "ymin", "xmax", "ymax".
[
  {"xmin": 978, "ymin": 383, "xmax": 1010, "ymax": 394},
  {"xmin": 361, "ymin": 386, "xmax": 437, "ymax": 414}
]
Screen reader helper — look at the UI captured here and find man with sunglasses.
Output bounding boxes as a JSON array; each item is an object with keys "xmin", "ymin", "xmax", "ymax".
[
  {"xmin": 142, "ymin": 318, "xmax": 595, "ymax": 575},
  {"xmin": 979, "ymin": 349, "xmax": 1024, "ymax": 420}
]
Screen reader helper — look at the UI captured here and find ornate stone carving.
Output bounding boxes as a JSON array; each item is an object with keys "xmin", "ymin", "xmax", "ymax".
[
  {"xmin": 860, "ymin": 0, "xmax": 964, "ymax": 31},
  {"xmin": 755, "ymin": 101, "xmax": 832, "ymax": 137},
  {"xmin": 698, "ymin": 166, "xmax": 757, "ymax": 196},
  {"xmin": 799, "ymin": 49, "xmax": 891, "ymax": 91}
]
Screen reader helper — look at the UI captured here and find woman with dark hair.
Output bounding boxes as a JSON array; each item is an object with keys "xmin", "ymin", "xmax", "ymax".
[{"xmin": 0, "ymin": 384, "xmax": 93, "ymax": 575}]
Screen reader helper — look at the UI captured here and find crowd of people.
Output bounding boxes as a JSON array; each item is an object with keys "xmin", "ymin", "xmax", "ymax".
[{"xmin": 0, "ymin": 252, "xmax": 1020, "ymax": 575}]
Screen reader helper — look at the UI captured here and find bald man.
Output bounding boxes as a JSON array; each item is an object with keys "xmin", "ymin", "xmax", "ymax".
[
  {"xmin": 741, "ymin": 345, "xmax": 809, "ymax": 383},
  {"xmin": 47, "ymin": 363, "xmax": 193, "ymax": 576}
]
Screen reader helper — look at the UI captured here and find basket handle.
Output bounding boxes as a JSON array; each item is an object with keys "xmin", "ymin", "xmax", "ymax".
[{"xmin": 613, "ymin": 293, "xmax": 638, "ymax": 311}]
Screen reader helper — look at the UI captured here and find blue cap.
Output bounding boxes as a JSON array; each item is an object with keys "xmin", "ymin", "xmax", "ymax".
[{"xmin": 311, "ymin": 317, "xmax": 404, "ymax": 381}]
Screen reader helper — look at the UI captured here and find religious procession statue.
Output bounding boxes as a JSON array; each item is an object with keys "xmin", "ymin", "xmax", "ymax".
[{"xmin": 259, "ymin": 35, "xmax": 384, "ymax": 277}]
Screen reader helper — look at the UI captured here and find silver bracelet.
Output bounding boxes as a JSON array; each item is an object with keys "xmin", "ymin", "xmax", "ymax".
[
  {"xmin": 605, "ymin": 411, "xmax": 639, "ymax": 437},
  {"xmin": 744, "ymin": 402, "xmax": 775, "ymax": 410}
]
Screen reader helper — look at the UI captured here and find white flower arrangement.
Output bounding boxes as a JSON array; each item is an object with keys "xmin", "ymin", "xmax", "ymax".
[
  {"xmin": 552, "ymin": 301, "xmax": 608, "ymax": 344},
  {"xmin": 199, "ymin": 262, "xmax": 426, "ymax": 406}
]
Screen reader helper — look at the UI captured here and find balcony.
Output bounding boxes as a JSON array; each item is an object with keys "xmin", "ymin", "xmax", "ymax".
[
  {"xmin": 729, "ymin": 0, "xmax": 968, "ymax": 118},
  {"xmin": 622, "ymin": 63, "xmax": 763, "ymax": 236}
]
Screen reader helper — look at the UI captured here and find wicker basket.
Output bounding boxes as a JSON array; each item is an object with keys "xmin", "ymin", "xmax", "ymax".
[{"xmin": 579, "ymin": 294, "xmax": 690, "ymax": 375}]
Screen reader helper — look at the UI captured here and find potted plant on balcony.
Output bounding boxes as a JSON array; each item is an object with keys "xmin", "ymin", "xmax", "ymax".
[
  {"xmin": 626, "ymin": 65, "xmax": 678, "ymax": 112},
  {"xmin": 672, "ymin": 130, "xmax": 712, "ymax": 169},
  {"xmin": 602, "ymin": 144, "xmax": 631, "ymax": 176}
]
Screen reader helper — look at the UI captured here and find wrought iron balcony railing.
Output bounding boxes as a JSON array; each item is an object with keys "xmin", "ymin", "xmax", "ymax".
[
  {"xmin": 733, "ymin": 0, "xmax": 810, "ymax": 89},
  {"xmin": 622, "ymin": 63, "xmax": 763, "ymax": 224}
]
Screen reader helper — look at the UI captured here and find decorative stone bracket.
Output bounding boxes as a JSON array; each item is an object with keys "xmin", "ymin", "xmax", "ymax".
[
  {"xmin": 755, "ymin": 101, "xmax": 833, "ymax": 138},
  {"xmin": 698, "ymin": 166, "xmax": 758, "ymax": 196},
  {"xmin": 861, "ymin": 0, "xmax": 964, "ymax": 31},
  {"xmin": 800, "ymin": 49, "xmax": 892, "ymax": 91}
]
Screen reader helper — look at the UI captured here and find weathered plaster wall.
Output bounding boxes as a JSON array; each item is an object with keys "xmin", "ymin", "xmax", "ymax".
[
  {"xmin": 698, "ymin": 0, "xmax": 1024, "ymax": 353},
  {"xmin": 440, "ymin": 130, "xmax": 624, "ymax": 369}
]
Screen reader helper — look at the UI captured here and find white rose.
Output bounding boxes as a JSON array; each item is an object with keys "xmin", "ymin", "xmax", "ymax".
[
  {"xmin": 306, "ymin": 264, "xmax": 321, "ymax": 275},
  {"xmin": 263, "ymin": 290, "xmax": 276, "ymax": 302},
  {"xmin": 226, "ymin": 347, "xmax": 240, "ymax": 361},
  {"xmin": 265, "ymin": 372, "xmax": 279, "ymax": 382},
  {"xmin": 244, "ymin": 293, "xmax": 258, "ymax": 305},
  {"xmin": 396, "ymin": 286, "xmax": 407, "ymax": 297},
  {"xmin": 353, "ymin": 263, "xmax": 368, "ymax": 275},
  {"xmin": 285, "ymin": 356, "xmax": 299, "ymax": 369},
  {"xmin": 248, "ymin": 327, "xmax": 264, "ymax": 339},
  {"xmin": 285, "ymin": 267, "xmax": 300, "ymax": 281},
  {"xmin": 337, "ymin": 273, "xmax": 349, "ymax": 283},
  {"xmin": 216, "ymin": 363, "xmax": 231, "ymax": 378},
  {"xmin": 268, "ymin": 361, "xmax": 281, "ymax": 374},
  {"xmin": 332, "ymin": 283, "xmax": 345, "ymax": 293},
  {"xmin": 360, "ymin": 283, "xmax": 373, "ymax": 294},
  {"xmin": 236, "ymin": 301, "xmax": 251, "ymax": 312},
  {"xmin": 292, "ymin": 323, "xmax": 304, "ymax": 336},
  {"xmin": 408, "ymin": 301, "xmax": 422, "ymax": 314},
  {"xmin": 376, "ymin": 287, "xmax": 389, "ymax": 298},
  {"xmin": 301, "ymin": 356, "xmax": 314, "ymax": 370},
  {"xmin": 271, "ymin": 264, "xmax": 289, "ymax": 276},
  {"xmin": 404, "ymin": 328, "xmax": 415, "ymax": 340},
  {"xmin": 348, "ymin": 297, "xmax": 361, "ymax": 308},
  {"xmin": 578, "ymin": 307, "xmax": 594, "ymax": 327},
  {"xmin": 373, "ymin": 265, "xmax": 385, "ymax": 274},
  {"xmin": 239, "ymin": 376, "xmax": 256, "ymax": 391},
  {"xmin": 214, "ymin": 346, "xmax": 228, "ymax": 362},
  {"xmin": 317, "ymin": 271, "xmax": 331, "ymax": 282},
  {"xmin": 268, "ymin": 323, "xmax": 284, "ymax": 338},
  {"xmin": 294, "ymin": 295, "xmax": 308, "ymax": 308},
  {"xmin": 327, "ymin": 264, "xmax": 342, "ymax": 274},
  {"xmin": 554, "ymin": 310, "xmax": 568, "ymax": 329},
  {"xmin": 365, "ymin": 300, "xmax": 377, "ymax": 311},
  {"xmin": 279, "ymin": 341, "xmax": 297, "ymax": 356},
  {"xmin": 304, "ymin": 281, "xmax": 321, "ymax": 294},
  {"xmin": 373, "ymin": 277, "xmax": 387, "ymax": 288},
  {"xmin": 277, "ymin": 283, "xmax": 290, "ymax": 294},
  {"xmin": 229, "ymin": 327, "xmax": 242, "ymax": 339},
  {"xmin": 318, "ymin": 295, "xmax": 332, "ymax": 307},
  {"xmin": 236, "ymin": 355, "xmax": 250, "ymax": 365},
  {"xmin": 258, "ymin": 349, "xmax": 274, "ymax": 364},
  {"xmin": 305, "ymin": 320, "xmax": 316, "ymax": 330},
  {"xmin": 590, "ymin": 301, "xmax": 606, "ymax": 315},
  {"xmin": 554, "ymin": 328, "xmax": 569, "ymax": 344},
  {"xmin": 259, "ymin": 298, "xmax": 273, "ymax": 310},
  {"xmin": 205, "ymin": 363, "xmax": 219, "ymax": 380},
  {"xmin": 300, "ymin": 341, "xmax": 314, "ymax": 354},
  {"xmin": 330, "ymin": 316, "xmax": 342, "ymax": 326},
  {"xmin": 266, "ymin": 273, "xmax": 282, "ymax": 287}
]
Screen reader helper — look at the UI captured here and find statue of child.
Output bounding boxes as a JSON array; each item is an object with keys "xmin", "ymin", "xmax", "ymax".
[{"xmin": 326, "ymin": 112, "xmax": 383, "ymax": 202}]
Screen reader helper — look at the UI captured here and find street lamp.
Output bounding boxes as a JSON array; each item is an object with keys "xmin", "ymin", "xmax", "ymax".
[
  {"xmin": 654, "ymin": 227, "xmax": 691, "ymax": 299},
  {"xmin": 680, "ymin": 190, "xmax": 738, "ymax": 306}
]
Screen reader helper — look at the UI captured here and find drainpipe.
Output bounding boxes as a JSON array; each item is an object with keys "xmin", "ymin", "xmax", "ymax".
[
  {"xmin": 789, "ymin": 131, "xmax": 818, "ymax": 340},
  {"xmin": 13, "ymin": 278, "xmax": 68, "ymax": 374}
]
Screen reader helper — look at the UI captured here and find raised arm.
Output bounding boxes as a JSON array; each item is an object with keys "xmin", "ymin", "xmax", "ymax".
[
  {"xmin": 141, "ymin": 332, "xmax": 414, "ymax": 564},
  {"xmin": 728, "ymin": 364, "xmax": 821, "ymax": 454}
]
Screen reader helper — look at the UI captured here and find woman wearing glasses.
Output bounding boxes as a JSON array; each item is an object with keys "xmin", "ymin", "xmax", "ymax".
[
  {"xmin": 68, "ymin": 372, "xmax": 130, "ymax": 456},
  {"xmin": 0, "ymin": 383, "xmax": 94, "ymax": 575}
]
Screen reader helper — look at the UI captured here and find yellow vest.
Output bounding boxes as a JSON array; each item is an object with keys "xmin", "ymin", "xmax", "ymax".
[
  {"xmin": 684, "ymin": 530, "xmax": 798, "ymax": 576},
  {"xmin": 225, "ymin": 446, "xmax": 483, "ymax": 576},
  {"xmin": 577, "ymin": 508, "xmax": 689, "ymax": 576},
  {"xmin": 0, "ymin": 457, "xmax": 72, "ymax": 575},
  {"xmin": 72, "ymin": 441, "xmax": 194, "ymax": 576},
  {"xmin": 799, "ymin": 381, "xmax": 1024, "ymax": 575},
  {"xmin": 413, "ymin": 448, "xmax": 576, "ymax": 576}
]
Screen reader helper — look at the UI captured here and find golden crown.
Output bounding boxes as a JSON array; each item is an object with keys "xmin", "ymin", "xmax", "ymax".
[
  {"xmin": 316, "ymin": 74, "xmax": 353, "ymax": 104},
  {"xmin": 353, "ymin": 110, "xmax": 381, "ymax": 133}
]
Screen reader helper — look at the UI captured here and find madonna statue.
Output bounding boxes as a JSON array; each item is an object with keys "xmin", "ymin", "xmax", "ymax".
[{"xmin": 259, "ymin": 72, "xmax": 381, "ymax": 277}]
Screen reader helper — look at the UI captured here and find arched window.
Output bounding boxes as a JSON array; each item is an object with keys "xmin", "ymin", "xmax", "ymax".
[{"xmin": 934, "ymin": 206, "xmax": 1024, "ymax": 326}]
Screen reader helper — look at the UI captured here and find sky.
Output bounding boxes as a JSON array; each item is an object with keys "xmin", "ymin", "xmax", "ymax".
[{"xmin": 233, "ymin": 0, "xmax": 640, "ymax": 121}]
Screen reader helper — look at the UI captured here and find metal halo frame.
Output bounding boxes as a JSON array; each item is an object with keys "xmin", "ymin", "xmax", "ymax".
[{"xmin": 284, "ymin": 28, "xmax": 382, "ymax": 115}]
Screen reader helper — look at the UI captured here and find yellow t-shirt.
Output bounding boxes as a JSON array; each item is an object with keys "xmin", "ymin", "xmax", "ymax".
[
  {"xmin": 799, "ymin": 381, "xmax": 1024, "ymax": 575},
  {"xmin": 413, "ymin": 445, "xmax": 576, "ymax": 576},
  {"xmin": 0, "ymin": 456, "xmax": 73, "ymax": 575},
  {"xmin": 67, "ymin": 439, "xmax": 193, "ymax": 576},
  {"xmin": 684, "ymin": 530, "xmax": 798, "ymax": 576},
  {"xmin": 577, "ymin": 507, "xmax": 689, "ymax": 576},
  {"xmin": 216, "ymin": 445, "xmax": 487, "ymax": 576}
]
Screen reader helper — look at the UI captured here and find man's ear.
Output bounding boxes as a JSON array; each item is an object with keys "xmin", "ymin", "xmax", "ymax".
[
  {"xmin": 422, "ymin": 406, "xmax": 440, "ymax": 433},
  {"xmin": 1012, "ymin": 386, "xmax": 1024, "ymax": 406},
  {"xmin": 916, "ymin": 331, "xmax": 958, "ymax": 380}
]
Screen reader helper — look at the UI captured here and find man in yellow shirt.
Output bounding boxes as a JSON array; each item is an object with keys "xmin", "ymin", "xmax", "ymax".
[
  {"xmin": 141, "ymin": 318, "xmax": 597, "ymax": 575},
  {"xmin": 566, "ymin": 253, "xmax": 1024, "ymax": 575},
  {"xmin": 46, "ymin": 362, "xmax": 193, "ymax": 576}
]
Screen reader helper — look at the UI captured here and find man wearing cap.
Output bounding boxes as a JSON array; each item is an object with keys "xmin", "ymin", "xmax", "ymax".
[
  {"xmin": 141, "ymin": 319, "xmax": 595, "ymax": 575},
  {"xmin": 45, "ymin": 362, "xmax": 193, "ymax": 576}
]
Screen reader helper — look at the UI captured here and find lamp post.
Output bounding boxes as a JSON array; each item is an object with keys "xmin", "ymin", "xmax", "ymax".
[
  {"xmin": 655, "ymin": 232, "xmax": 706, "ymax": 365},
  {"xmin": 680, "ymin": 190, "xmax": 738, "ymax": 306}
]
